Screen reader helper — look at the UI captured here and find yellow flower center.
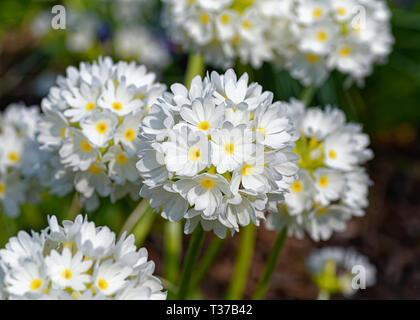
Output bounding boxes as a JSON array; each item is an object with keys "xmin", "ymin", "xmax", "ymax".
[
  {"xmin": 317, "ymin": 31, "xmax": 328, "ymax": 42},
  {"xmin": 116, "ymin": 153, "xmax": 128, "ymax": 164},
  {"xmin": 60, "ymin": 269, "xmax": 72, "ymax": 280},
  {"xmin": 242, "ymin": 20, "xmax": 252, "ymax": 29},
  {"xmin": 198, "ymin": 121, "xmax": 210, "ymax": 131},
  {"xmin": 328, "ymin": 149, "xmax": 337, "ymax": 159},
  {"xmin": 306, "ymin": 53, "xmax": 319, "ymax": 64},
  {"xmin": 337, "ymin": 7, "xmax": 346, "ymax": 16},
  {"xmin": 30, "ymin": 279, "xmax": 42, "ymax": 291},
  {"xmin": 313, "ymin": 8, "xmax": 323, "ymax": 19},
  {"xmin": 201, "ymin": 178, "xmax": 215, "ymax": 190},
  {"xmin": 112, "ymin": 102, "xmax": 123, "ymax": 111},
  {"xmin": 85, "ymin": 102, "xmax": 95, "ymax": 111},
  {"xmin": 220, "ymin": 13, "xmax": 231, "ymax": 24},
  {"xmin": 134, "ymin": 94, "xmax": 145, "ymax": 100},
  {"xmin": 339, "ymin": 46, "xmax": 352, "ymax": 57},
  {"xmin": 241, "ymin": 164, "xmax": 253, "ymax": 176},
  {"xmin": 96, "ymin": 122, "xmax": 108, "ymax": 134},
  {"xmin": 318, "ymin": 176, "xmax": 329, "ymax": 188},
  {"xmin": 97, "ymin": 278, "xmax": 108, "ymax": 291},
  {"xmin": 124, "ymin": 128, "xmax": 136, "ymax": 141},
  {"xmin": 7, "ymin": 152, "xmax": 20, "ymax": 163},
  {"xmin": 223, "ymin": 143, "xmax": 235, "ymax": 155},
  {"xmin": 88, "ymin": 164, "xmax": 102, "ymax": 174},
  {"xmin": 188, "ymin": 0, "xmax": 195, "ymax": 5},
  {"xmin": 291, "ymin": 181, "xmax": 303, "ymax": 193},
  {"xmin": 81, "ymin": 140, "xmax": 92, "ymax": 152},
  {"xmin": 200, "ymin": 13, "xmax": 210, "ymax": 25},
  {"xmin": 0, "ymin": 183, "xmax": 5, "ymax": 195},
  {"xmin": 189, "ymin": 148, "xmax": 201, "ymax": 161}
]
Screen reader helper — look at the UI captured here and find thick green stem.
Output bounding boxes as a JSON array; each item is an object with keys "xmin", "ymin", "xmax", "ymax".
[
  {"xmin": 164, "ymin": 221, "xmax": 182, "ymax": 299},
  {"xmin": 252, "ymin": 227, "xmax": 288, "ymax": 300},
  {"xmin": 226, "ymin": 224, "xmax": 257, "ymax": 300},
  {"xmin": 190, "ymin": 236, "xmax": 226, "ymax": 294},
  {"xmin": 176, "ymin": 226, "xmax": 205, "ymax": 300},
  {"xmin": 118, "ymin": 198, "xmax": 150, "ymax": 238},
  {"xmin": 300, "ymin": 85, "xmax": 316, "ymax": 107},
  {"xmin": 184, "ymin": 53, "xmax": 205, "ymax": 89},
  {"xmin": 132, "ymin": 205, "xmax": 157, "ymax": 247}
]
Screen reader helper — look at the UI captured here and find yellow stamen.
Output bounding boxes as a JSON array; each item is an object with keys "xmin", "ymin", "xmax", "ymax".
[
  {"xmin": 96, "ymin": 122, "xmax": 108, "ymax": 134},
  {"xmin": 306, "ymin": 53, "xmax": 319, "ymax": 64},
  {"xmin": 339, "ymin": 46, "xmax": 352, "ymax": 57},
  {"xmin": 116, "ymin": 153, "xmax": 128, "ymax": 164},
  {"xmin": 316, "ymin": 207, "xmax": 328, "ymax": 215},
  {"xmin": 223, "ymin": 143, "xmax": 235, "ymax": 155},
  {"xmin": 200, "ymin": 13, "xmax": 210, "ymax": 25},
  {"xmin": 328, "ymin": 150, "xmax": 337, "ymax": 159},
  {"xmin": 60, "ymin": 269, "xmax": 72, "ymax": 280},
  {"xmin": 124, "ymin": 128, "xmax": 136, "ymax": 141},
  {"xmin": 0, "ymin": 183, "xmax": 5, "ymax": 195},
  {"xmin": 189, "ymin": 148, "xmax": 201, "ymax": 161},
  {"xmin": 317, "ymin": 31, "xmax": 327, "ymax": 42},
  {"xmin": 7, "ymin": 152, "xmax": 19, "ymax": 163},
  {"xmin": 198, "ymin": 121, "xmax": 210, "ymax": 131},
  {"xmin": 97, "ymin": 278, "xmax": 108, "ymax": 291},
  {"xmin": 30, "ymin": 279, "xmax": 42, "ymax": 291},
  {"xmin": 201, "ymin": 178, "xmax": 215, "ymax": 190},
  {"xmin": 85, "ymin": 102, "xmax": 95, "ymax": 111},
  {"xmin": 241, "ymin": 164, "xmax": 253, "ymax": 176},
  {"xmin": 313, "ymin": 8, "xmax": 323, "ymax": 19},
  {"xmin": 81, "ymin": 140, "xmax": 92, "ymax": 152},
  {"xmin": 220, "ymin": 13, "xmax": 231, "ymax": 24},
  {"xmin": 291, "ymin": 181, "xmax": 303, "ymax": 193},
  {"xmin": 112, "ymin": 102, "xmax": 123, "ymax": 111},
  {"xmin": 318, "ymin": 176, "xmax": 329, "ymax": 188},
  {"xmin": 88, "ymin": 164, "xmax": 102, "ymax": 174}
]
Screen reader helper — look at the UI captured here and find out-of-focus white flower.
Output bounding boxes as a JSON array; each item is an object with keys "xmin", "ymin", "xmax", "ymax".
[
  {"xmin": 0, "ymin": 215, "xmax": 166, "ymax": 300},
  {"xmin": 38, "ymin": 57, "xmax": 166, "ymax": 211},
  {"xmin": 266, "ymin": 100, "xmax": 373, "ymax": 241},
  {"xmin": 163, "ymin": 0, "xmax": 393, "ymax": 86},
  {"xmin": 137, "ymin": 69, "xmax": 299, "ymax": 238},
  {"xmin": 306, "ymin": 247, "xmax": 376, "ymax": 297},
  {"xmin": 0, "ymin": 103, "xmax": 51, "ymax": 217},
  {"xmin": 114, "ymin": 27, "xmax": 172, "ymax": 71}
]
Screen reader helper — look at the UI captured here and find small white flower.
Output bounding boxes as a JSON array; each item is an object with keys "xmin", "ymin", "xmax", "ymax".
[{"xmin": 80, "ymin": 111, "xmax": 118, "ymax": 148}]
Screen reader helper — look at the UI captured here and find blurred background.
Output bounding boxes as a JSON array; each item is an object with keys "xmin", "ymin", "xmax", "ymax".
[{"xmin": 0, "ymin": 0, "xmax": 419, "ymax": 299}]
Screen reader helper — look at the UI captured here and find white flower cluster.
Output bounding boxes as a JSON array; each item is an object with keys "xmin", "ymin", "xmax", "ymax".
[
  {"xmin": 163, "ymin": 0, "xmax": 393, "ymax": 85},
  {"xmin": 0, "ymin": 215, "xmax": 166, "ymax": 300},
  {"xmin": 137, "ymin": 69, "xmax": 300, "ymax": 238},
  {"xmin": 38, "ymin": 57, "xmax": 166, "ymax": 211},
  {"xmin": 306, "ymin": 247, "xmax": 376, "ymax": 296},
  {"xmin": 266, "ymin": 100, "xmax": 373, "ymax": 241},
  {"xmin": 0, "ymin": 103, "xmax": 47, "ymax": 217}
]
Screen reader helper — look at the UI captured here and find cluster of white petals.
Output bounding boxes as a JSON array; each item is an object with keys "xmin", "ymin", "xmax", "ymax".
[
  {"xmin": 266, "ymin": 100, "xmax": 373, "ymax": 241},
  {"xmin": 163, "ymin": 0, "xmax": 393, "ymax": 85},
  {"xmin": 137, "ymin": 69, "xmax": 300, "ymax": 238},
  {"xmin": 0, "ymin": 215, "xmax": 166, "ymax": 300},
  {"xmin": 37, "ymin": 57, "xmax": 166, "ymax": 211},
  {"xmin": 0, "ymin": 103, "xmax": 48, "ymax": 217},
  {"xmin": 306, "ymin": 247, "xmax": 376, "ymax": 296}
]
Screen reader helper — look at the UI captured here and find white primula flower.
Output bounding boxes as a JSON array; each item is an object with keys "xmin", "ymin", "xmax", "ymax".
[
  {"xmin": 306, "ymin": 247, "xmax": 376, "ymax": 296},
  {"xmin": 0, "ymin": 215, "xmax": 166, "ymax": 300},
  {"xmin": 266, "ymin": 103, "xmax": 373, "ymax": 241},
  {"xmin": 164, "ymin": 0, "xmax": 393, "ymax": 86},
  {"xmin": 38, "ymin": 57, "xmax": 166, "ymax": 211},
  {"xmin": 0, "ymin": 103, "xmax": 49, "ymax": 217},
  {"xmin": 138, "ymin": 70, "xmax": 299, "ymax": 238}
]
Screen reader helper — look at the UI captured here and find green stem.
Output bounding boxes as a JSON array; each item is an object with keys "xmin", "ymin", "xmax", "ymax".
[
  {"xmin": 176, "ymin": 225, "xmax": 205, "ymax": 300},
  {"xmin": 0, "ymin": 212, "xmax": 12, "ymax": 247},
  {"xmin": 132, "ymin": 206, "xmax": 157, "ymax": 247},
  {"xmin": 252, "ymin": 227, "xmax": 288, "ymax": 300},
  {"xmin": 164, "ymin": 221, "xmax": 182, "ymax": 299},
  {"xmin": 118, "ymin": 198, "xmax": 150, "ymax": 238},
  {"xmin": 300, "ymin": 85, "xmax": 316, "ymax": 107},
  {"xmin": 190, "ymin": 236, "xmax": 226, "ymax": 294},
  {"xmin": 184, "ymin": 53, "xmax": 205, "ymax": 89},
  {"xmin": 67, "ymin": 193, "xmax": 82, "ymax": 220},
  {"xmin": 226, "ymin": 224, "xmax": 257, "ymax": 300}
]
